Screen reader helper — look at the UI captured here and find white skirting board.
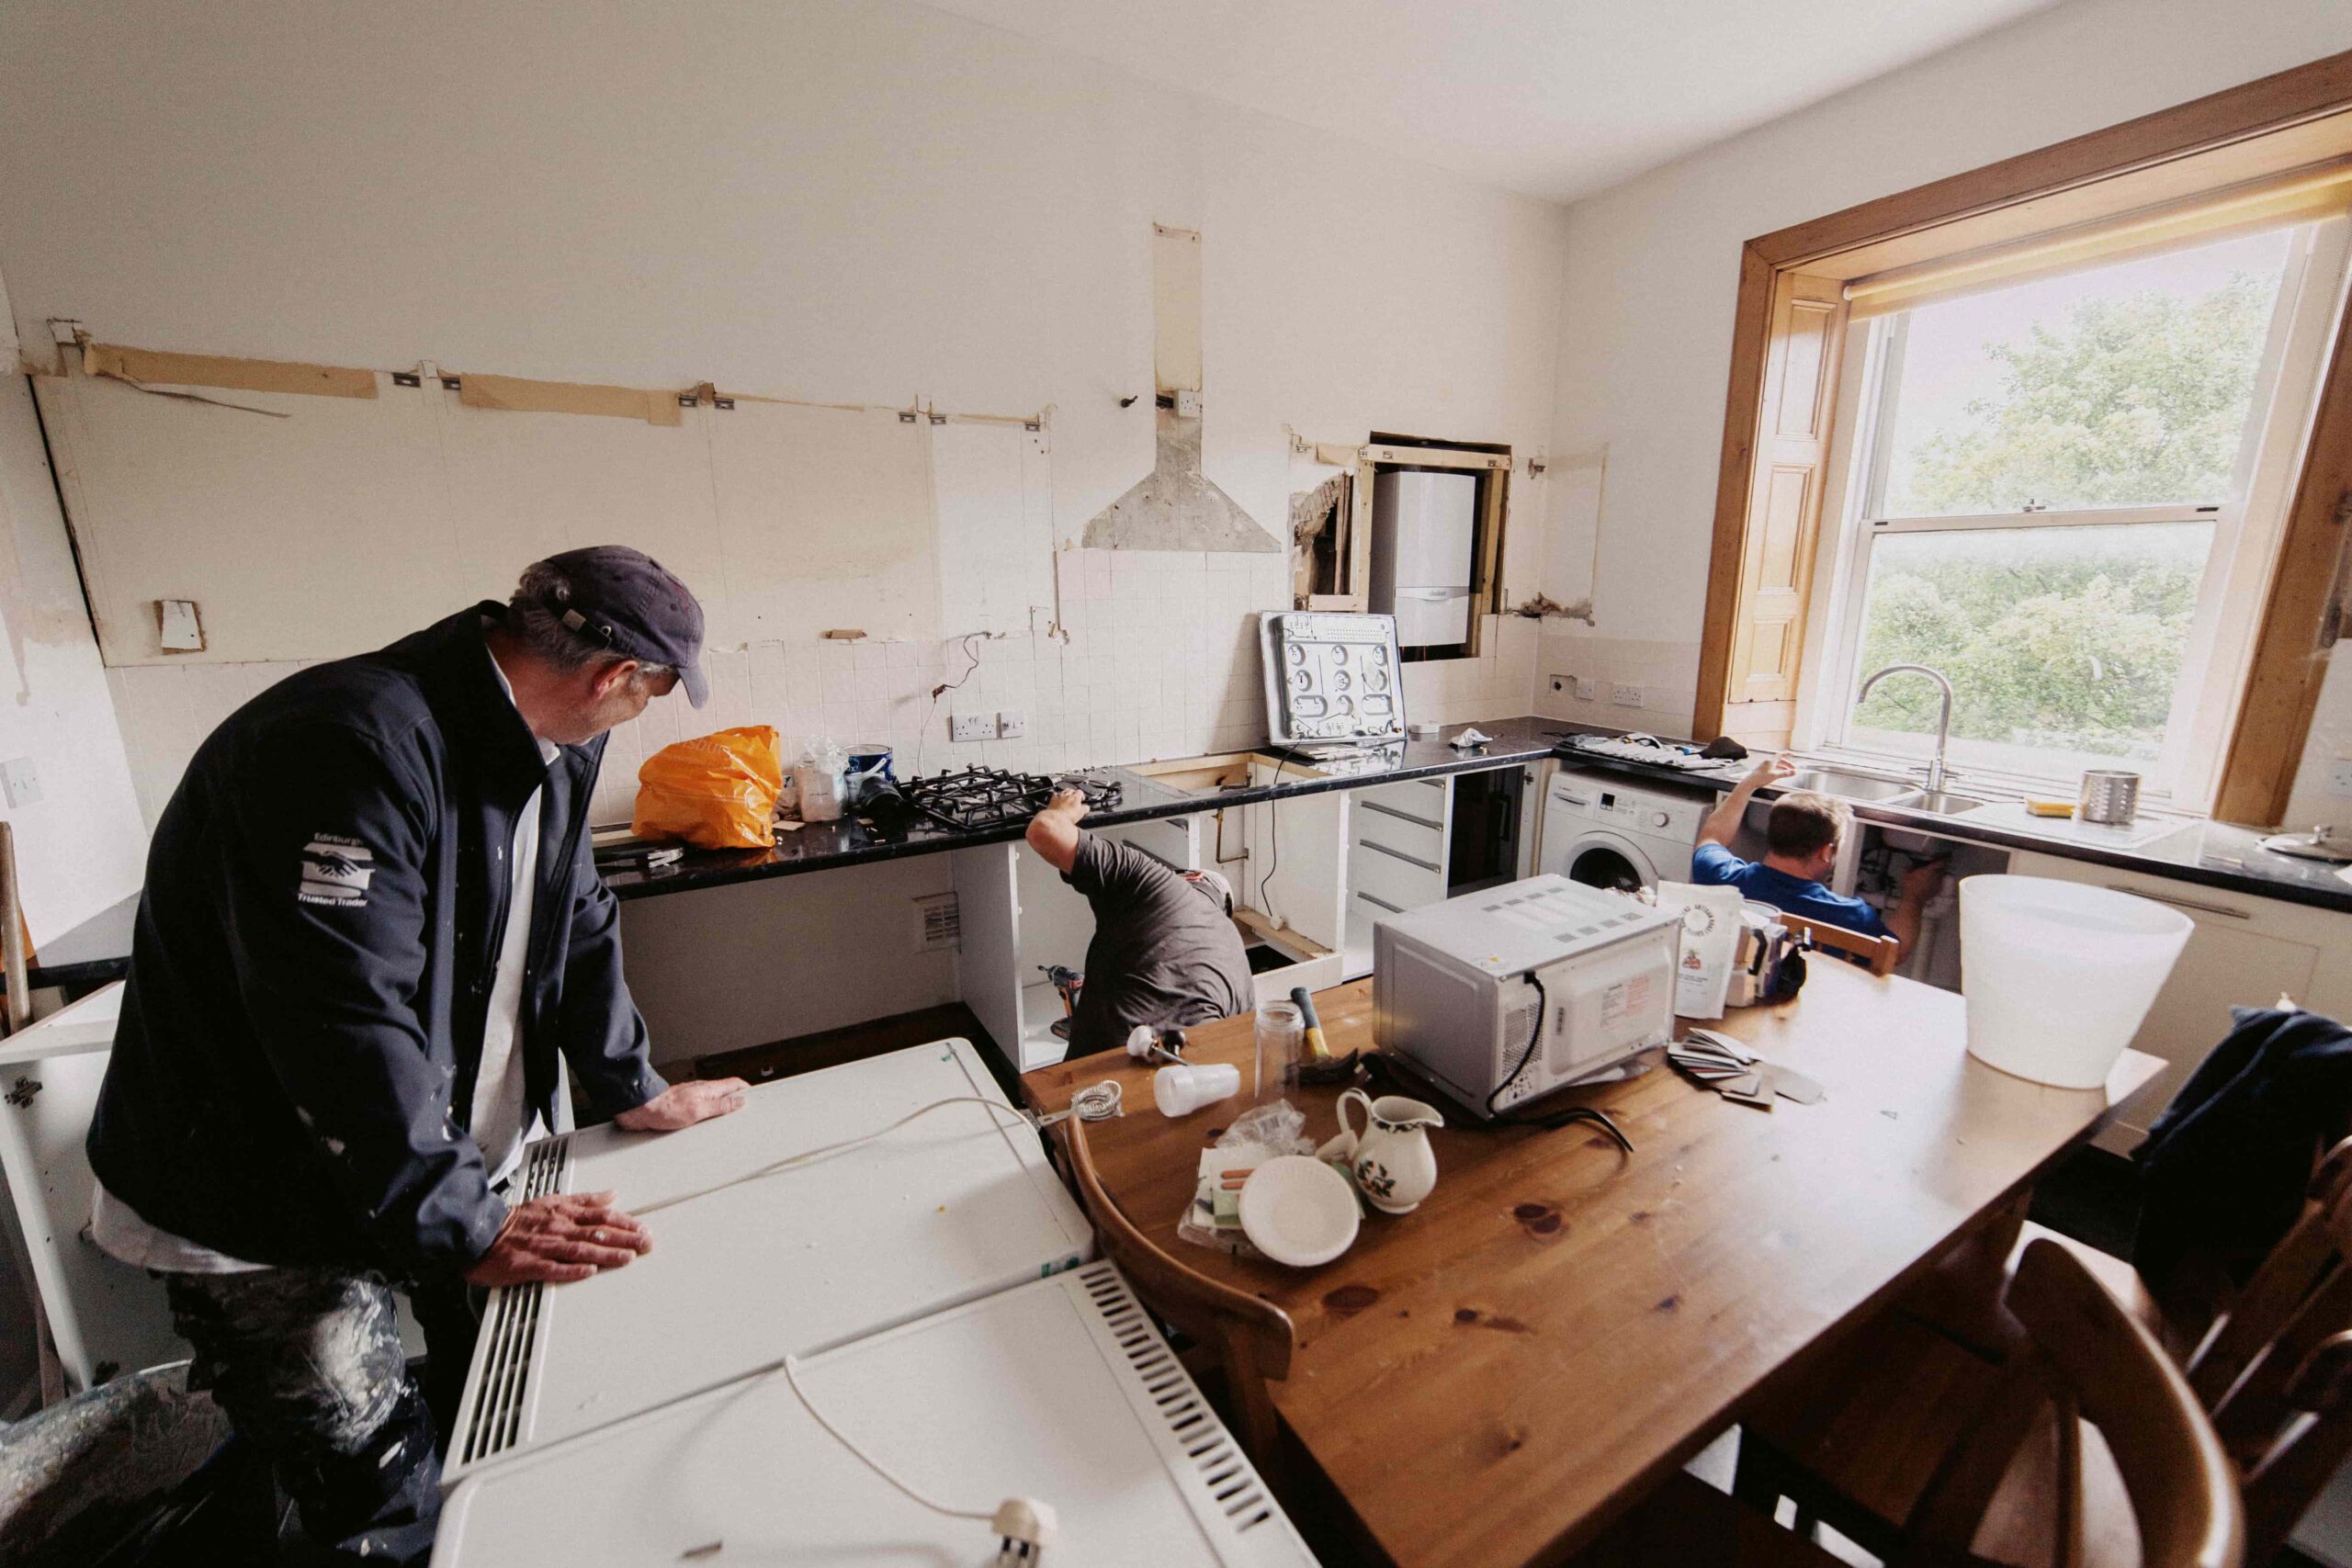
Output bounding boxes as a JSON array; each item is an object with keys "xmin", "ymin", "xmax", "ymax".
[{"xmin": 433, "ymin": 1262, "xmax": 1317, "ymax": 1567}]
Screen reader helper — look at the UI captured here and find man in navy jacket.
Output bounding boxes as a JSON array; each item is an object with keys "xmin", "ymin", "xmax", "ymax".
[{"xmin": 88, "ymin": 547, "xmax": 747, "ymax": 1564}]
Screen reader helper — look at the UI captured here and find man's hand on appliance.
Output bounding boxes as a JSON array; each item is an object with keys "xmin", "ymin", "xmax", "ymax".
[
  {"xmin": 464, "ymin": 1190, "xmax": 651, "ymax": 1288},
  {"xmin": 614, "ymin": 1077, "xmax": 750, "ymax": 1133}
]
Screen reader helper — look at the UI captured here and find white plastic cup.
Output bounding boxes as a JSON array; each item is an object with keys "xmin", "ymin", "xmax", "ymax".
[
  {"xmin": 1153, "ymin": 1062, "xmax": 1241, "ymax": 1117},
  {"xmin": 1959, "ymin": 875, "xmax": 2192, "ymax": 1089}
]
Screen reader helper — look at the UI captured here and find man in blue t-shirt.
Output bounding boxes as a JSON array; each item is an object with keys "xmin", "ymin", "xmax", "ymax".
[{"xmin": 1690, "ymin": 756, "xmax": 1945, "ymax": 957}]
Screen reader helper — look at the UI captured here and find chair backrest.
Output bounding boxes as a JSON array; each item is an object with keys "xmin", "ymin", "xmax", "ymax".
[
  {"xmin": 1776, "ymin": 910, "xmax": 1900, "ymax": 977},
  {"xmin": 2184, "ymin": 1141, "xmax": 2352, "ymax": 1565},
  {"xmin": 1059, "ymin": 1116, "xmax": 1296, "ymax": 1466},
  {"xmin": 1060, "ymin": 1116, "xmax": 1294, "ymax": 1381},
  {"xmin": 1906, "ymin": 1238, "xmax": 2243, "ymax": 1568}
]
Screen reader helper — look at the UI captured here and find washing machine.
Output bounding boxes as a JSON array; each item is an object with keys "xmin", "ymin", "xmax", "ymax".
[{"xmin": 1538, "ymin": 768, "xmax": 1716, "ymax": 893}]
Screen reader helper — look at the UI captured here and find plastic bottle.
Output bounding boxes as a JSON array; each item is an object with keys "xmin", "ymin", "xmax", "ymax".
[{"xmin": 796, "ymin": 740, "xmax": 847, "ymax": 823}]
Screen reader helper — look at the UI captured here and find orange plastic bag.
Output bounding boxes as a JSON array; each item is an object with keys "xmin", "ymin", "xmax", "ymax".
[{"xmin": 631, "ymin": 726, "xmax": 783, "ymax": 850}]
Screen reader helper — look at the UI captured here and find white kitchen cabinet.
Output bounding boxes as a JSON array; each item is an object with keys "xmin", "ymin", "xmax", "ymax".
[
  {"xmin": 1340, "ymin": 763, "xmax": 1542, "ymax": 979},
  {"xmin": 953, "ymin": 816, "xmax": 1208, "ymax": 1073},
  {"xmin": 2006, "ymin": 852, "xmax": 2352, "ymax": 1154}
]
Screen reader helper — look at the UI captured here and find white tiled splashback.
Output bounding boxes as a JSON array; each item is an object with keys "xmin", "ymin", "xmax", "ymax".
[
  {"xmin": 105, "ymin": 550, "xmax": 1544, "ymax": 830},
  {"xmin": 1532, "ymin": 628, "xmax": 1702, "ymax": 740}
]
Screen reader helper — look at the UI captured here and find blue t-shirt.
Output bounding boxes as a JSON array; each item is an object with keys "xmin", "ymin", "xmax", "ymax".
[{"xmin": 1689, "ymin": 841, "xmax": 1893, "ymax": 941}]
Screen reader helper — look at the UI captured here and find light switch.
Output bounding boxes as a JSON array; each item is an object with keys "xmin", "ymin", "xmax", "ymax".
[
  {"xmin": 997, "ymin": 711, "xmax": 1026, "ymax": 739},
  {"xmin": 158, "ymin": 599, "xmax": 205, "ymax": 652},
  {"xmin": 1, "ymin": 757, "xmax": 41, "ymax": 808}
]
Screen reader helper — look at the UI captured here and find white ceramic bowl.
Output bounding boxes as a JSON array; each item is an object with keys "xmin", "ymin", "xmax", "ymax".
[{"xmin": 1238, "ymin": 1156, "xmax": 1361, "ymax": 1268}]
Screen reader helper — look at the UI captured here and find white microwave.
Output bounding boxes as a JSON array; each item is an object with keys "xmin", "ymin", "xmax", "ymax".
[{"xmin": 1373, "ymin": 874, "xmax": 1679, "ymax": 1118}]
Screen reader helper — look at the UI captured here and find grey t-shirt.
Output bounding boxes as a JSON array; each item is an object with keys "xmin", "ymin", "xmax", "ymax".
[{"xmin": 1064, "ymin": 834, "xmax": 1254, "ymax": 1058}]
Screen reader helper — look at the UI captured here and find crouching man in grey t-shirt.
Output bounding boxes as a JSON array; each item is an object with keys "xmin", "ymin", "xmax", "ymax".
[{"xmin": 1024, "ymin": 787, "xmax": 1255, "ymax": 1058}]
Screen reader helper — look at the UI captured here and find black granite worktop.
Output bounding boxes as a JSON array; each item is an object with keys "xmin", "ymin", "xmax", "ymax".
[{"xmin": 602, "ymin": 715, "xmax": 1570, "ymax": 901}]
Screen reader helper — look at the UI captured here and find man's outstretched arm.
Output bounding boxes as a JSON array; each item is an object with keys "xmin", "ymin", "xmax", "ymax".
[{"xmin": 1025, "ymin": 786, "xmax": 1088, "ymax": 874}]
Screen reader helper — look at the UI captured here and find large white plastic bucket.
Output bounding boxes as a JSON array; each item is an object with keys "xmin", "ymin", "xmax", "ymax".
[{"xmin": 1958, "ymin": 875, "xmax": 2192, "ymax": 1089}]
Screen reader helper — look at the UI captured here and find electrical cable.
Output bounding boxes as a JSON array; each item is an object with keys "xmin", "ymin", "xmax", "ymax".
[
  {"xmin": 634, "ymin": 1095, "xmax": 1036, "ymax": 1215},
  {"xmin": 1066, "ymin": 1080, "xmax": 1125, "ymax": 1122},
  {"xmin": 1486, "ymin": 974, "xmax": 1547, "ymax": 1118},
  {"xmin": 776, "ymin": 1351, "xmax": 996, "ymax": 1523},
  {"xmin": 1256, "ymin": 753, "xmax": 1290, "ymax": 924},
  {"xmin": 916, "ymin": 631, "xmax": 987, "ymax": 775}
]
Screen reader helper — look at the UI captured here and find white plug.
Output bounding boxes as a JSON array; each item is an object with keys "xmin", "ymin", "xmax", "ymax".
[{"xmin": 991, "ymin": 1496, "xmax": 1058, "ymax": 1563}]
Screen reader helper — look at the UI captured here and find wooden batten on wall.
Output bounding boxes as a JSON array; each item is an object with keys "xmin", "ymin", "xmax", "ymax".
[{"xmin": 1695, "ymin": 49, "xmax": 2352, "ymax": 818}]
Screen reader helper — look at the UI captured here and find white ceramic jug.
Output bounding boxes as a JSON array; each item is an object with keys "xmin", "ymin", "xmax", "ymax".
[{"xmin": 1332, "ymin": 1089, "xmax": 1444, "ymax": 1214}]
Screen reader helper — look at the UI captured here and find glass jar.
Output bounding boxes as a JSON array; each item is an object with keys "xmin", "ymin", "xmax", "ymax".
[{"xmin": 1252, "ymin": 1001, "xmax": 1305, "ymax": 1105}]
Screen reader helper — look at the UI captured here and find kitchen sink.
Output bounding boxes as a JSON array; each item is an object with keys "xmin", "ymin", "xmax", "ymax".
[
  {"xmin": 1905, "ymin": 790, "xmax": 1985, "ymax": 816},
  {"xmin": 1782, "ymin": 768, "xmax": 1920, "ymax": 804}
]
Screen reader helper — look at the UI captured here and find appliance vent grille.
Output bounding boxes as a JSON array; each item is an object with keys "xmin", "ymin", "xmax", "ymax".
[
  {"xmin": 457, "ymin": 1134, "xmax": 571, "ymax": 1465},
  {"xmin": 1076, "ymin": 1262, "xmax": 1274, "ymax": 1535}
]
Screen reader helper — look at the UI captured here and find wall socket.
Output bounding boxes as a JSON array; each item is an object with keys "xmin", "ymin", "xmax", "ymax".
[
  {"xmin": 997, "ymin": 711, "xmax": 1026, "ymax": 739},
  {"xmin": 1610, "ymin": 683, "xmax": 1645, "ymax": 709},
  {"xmin": 949, "ymin": 714, "xmax": 993, "ymax": 743},
  {"xmin": 0, "ymin": 757, "xmax": 40, "ymax": 808},
  {"xmin": 2330, "ymin": 759, "xmax": 2352, "ymax": 799}
]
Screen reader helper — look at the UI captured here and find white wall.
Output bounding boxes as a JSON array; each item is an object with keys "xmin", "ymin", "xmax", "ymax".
[
  {"xmin": 0, "ymin": 364, "xmax": 146, "ymax": 947},
  {"xmin": 0, "ymin": 0, "xmax": 1565, "ymax": 1052},
  {"xmin": 1538, "ymin": 0, "xmax": 2352, "ymax": 780}
]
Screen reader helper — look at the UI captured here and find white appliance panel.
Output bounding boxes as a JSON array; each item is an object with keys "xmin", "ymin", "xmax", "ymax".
[
  {"xmin": 1375, "ymin": 469, "xmax": 1477, "ymax": 589},
  {"xmin": 433, "ymin": 1265, "xmax": 1316, "ymax": 1568},
  {"xmin": 1392, "ymin": 586, "xmax": 1472, "ymax": 646},
  {"xmin": 447, "ymin": 1038, "xmax": 1091, "ymax": 1478}
]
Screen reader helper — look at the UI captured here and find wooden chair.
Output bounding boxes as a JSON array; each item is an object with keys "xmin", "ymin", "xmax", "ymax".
[
  {"xmin": 1736, "ymin": 1139, "xmax": 2352, "ymax": 1566},
  {"xmin": 1584, "ymin": 1238, "xmax": 2243, "ymax": 1568},
  {"xmin": 1059, "ymin": 1114, "xmax": 1296, "ymax": 1471},
  {"xmin": 1779, "ymin": 909, "xmax": 1901, "ymax": 976}
]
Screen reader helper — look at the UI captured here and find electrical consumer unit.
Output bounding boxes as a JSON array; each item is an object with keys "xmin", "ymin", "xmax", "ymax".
[
  {"xmin": 1259, "ymin": 612, "xmax": 1405, "ymax": 745},
  {"xmin": 432, "ymin": 1263, "xmax": 1317, "ymax": 1567},
  {"xmin": 1374, "ymin": 874, "xmax": 1679, "ymax": 1118},
  {"xmin": 445, "ymin": 1038, "xmax": 1091, "ymax": 1482}
]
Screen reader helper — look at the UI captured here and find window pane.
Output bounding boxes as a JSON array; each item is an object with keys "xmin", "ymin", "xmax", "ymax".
[
  {"xmin": 1878, "ymin": 230, "xmax": 2292, "ymax": 517},
  {"xmin": 1848, "ymin": 523, "xmax": 2213, "ymax": 777}
]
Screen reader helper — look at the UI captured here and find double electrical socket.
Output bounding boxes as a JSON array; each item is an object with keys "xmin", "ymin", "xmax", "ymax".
[{"xmin": 949, "ymin": 712, "xmax": 1027, "ymax": 743}]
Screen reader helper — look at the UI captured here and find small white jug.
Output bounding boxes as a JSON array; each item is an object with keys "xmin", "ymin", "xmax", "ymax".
[{"xmin": 1332, "ymin": 1089, "xmax": 1444, "ymax": 1214}]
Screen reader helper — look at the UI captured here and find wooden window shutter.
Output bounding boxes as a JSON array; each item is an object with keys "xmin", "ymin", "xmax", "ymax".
[{"xmin": 1702, "ymin": 268, "xmax": 1848, "ymax": 749}]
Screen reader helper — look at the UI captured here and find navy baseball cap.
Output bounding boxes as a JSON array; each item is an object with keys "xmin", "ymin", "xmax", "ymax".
[{"xmin": 536, "ymin": 546, "xmax": 708, "ymax": 707}]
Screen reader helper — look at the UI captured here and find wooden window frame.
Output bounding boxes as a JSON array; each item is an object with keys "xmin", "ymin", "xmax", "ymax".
[{"xmin": 1698, "ymin": 50, "xmax": 2352, "ymax": 824}]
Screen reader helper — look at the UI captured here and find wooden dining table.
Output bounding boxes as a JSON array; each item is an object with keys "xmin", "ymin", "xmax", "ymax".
[{"xmin": 1023, "ymin": 959, "xmax": 2163, "ymax": 1568}]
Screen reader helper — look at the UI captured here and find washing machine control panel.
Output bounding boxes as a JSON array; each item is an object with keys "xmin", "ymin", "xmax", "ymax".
[{"xmin": 1549, "ymin": 775, "xmax": 1710, "ymax": 839}]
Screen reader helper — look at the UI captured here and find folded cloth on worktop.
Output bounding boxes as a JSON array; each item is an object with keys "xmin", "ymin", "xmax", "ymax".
[{"xmin": 2132, "ymin": 1005, "xmax": 2352, "ymax": 1292}]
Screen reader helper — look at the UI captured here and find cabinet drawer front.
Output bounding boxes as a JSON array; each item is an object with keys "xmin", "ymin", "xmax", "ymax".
[
  {"xmin": 1354, "ymin": 796, "xmax": 1446, "ymax": 865},
  {"xmin": 1351, "ymin": 836, "xmax": 1447, "ymax": 911},
  {"xmin": 1359, "ymin": 774, "xmax": 1449, "ymax": 818}
]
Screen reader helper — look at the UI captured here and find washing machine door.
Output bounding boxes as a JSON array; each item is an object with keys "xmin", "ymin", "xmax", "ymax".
[{"xmin": 1561, "ymin": 830, "xmax": 1659, "ymax": 894}]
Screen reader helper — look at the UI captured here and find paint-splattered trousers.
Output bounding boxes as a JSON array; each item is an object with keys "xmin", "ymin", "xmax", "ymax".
[{"xmin": 162, "ymin": 1268, "xmax": 480, "ymax": 1566}]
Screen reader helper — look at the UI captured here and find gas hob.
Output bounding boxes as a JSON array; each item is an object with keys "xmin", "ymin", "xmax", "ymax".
[{"xmin": 901, "ymin": 767, "xmax": 1124, "ymax": 833}]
